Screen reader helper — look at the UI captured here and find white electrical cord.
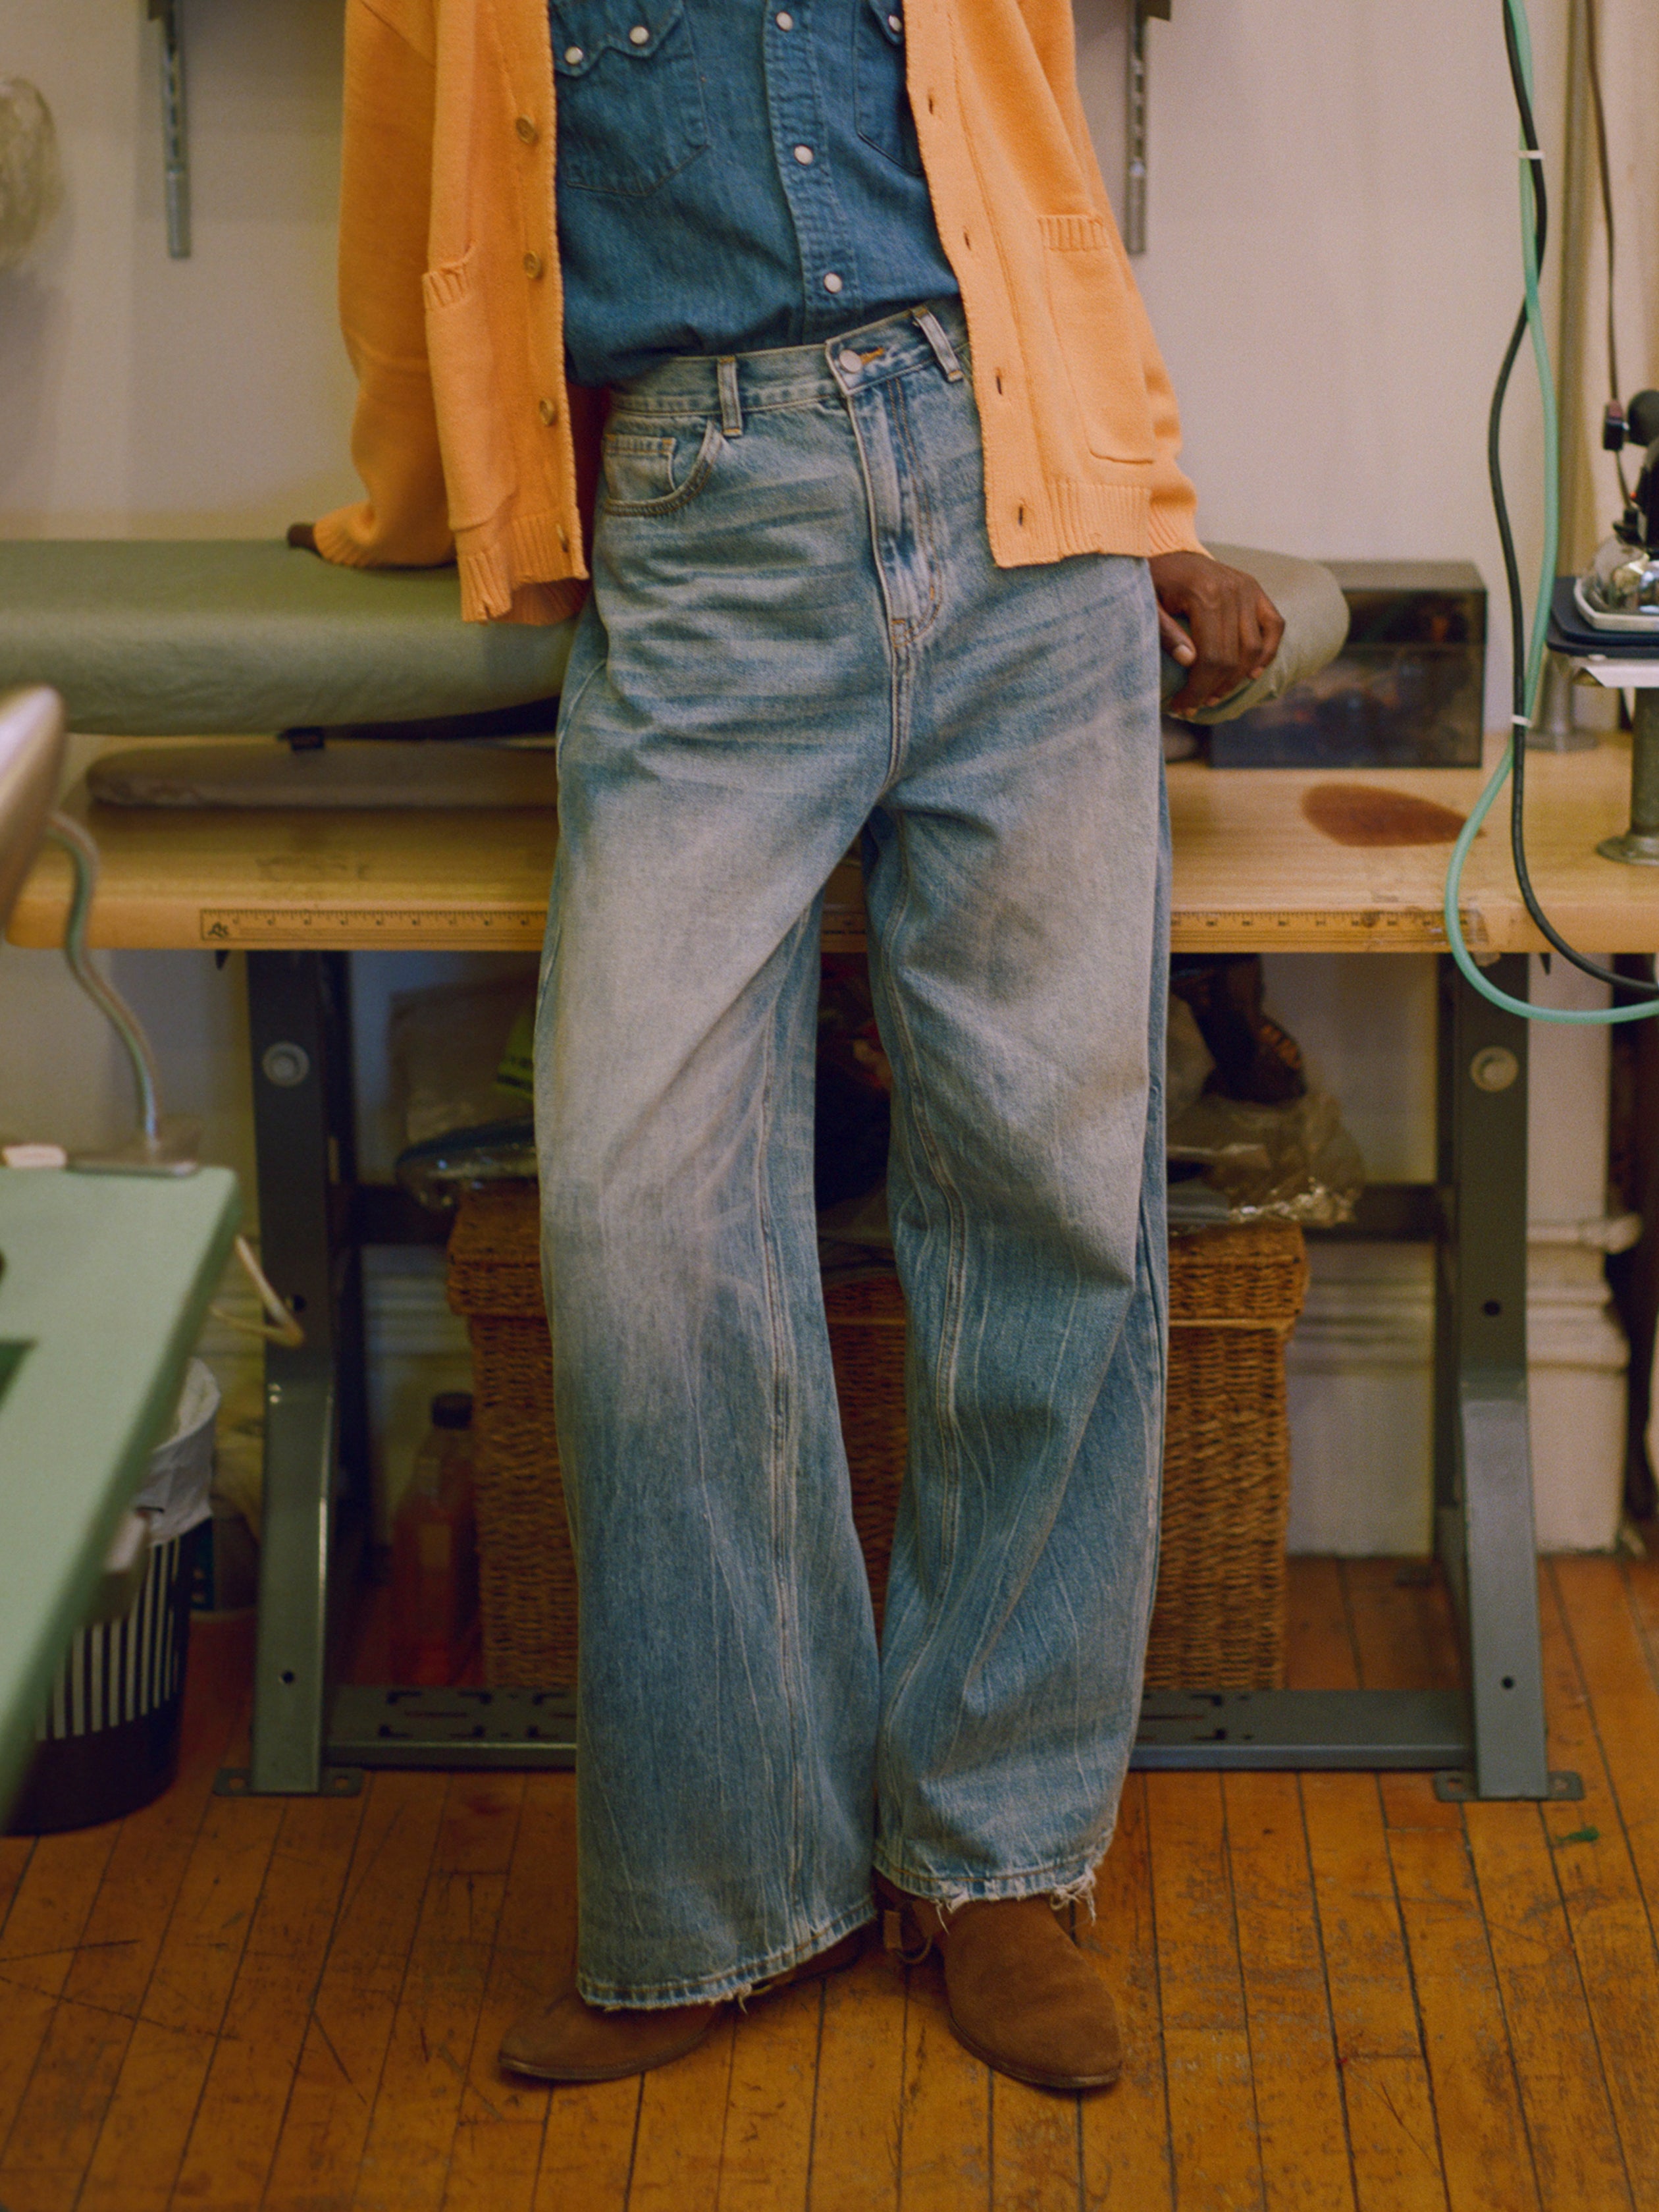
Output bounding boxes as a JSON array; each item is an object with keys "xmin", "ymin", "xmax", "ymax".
[
  {"xmin": 210, "ymin": 1235, "xmax": 305, "ymax": 1349},
  {"xmin": 37, "ymin": 813, "xmax": 305, "ymax": 1347}
]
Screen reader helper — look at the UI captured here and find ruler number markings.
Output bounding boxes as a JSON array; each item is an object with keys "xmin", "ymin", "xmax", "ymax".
[
  {"xmin": 1176, "ymin": 907, "xmax": 1452, "ymax": 944},
  {"xmin": 200, "ymin": 905, "xmax": 546, "ymax": 946}
]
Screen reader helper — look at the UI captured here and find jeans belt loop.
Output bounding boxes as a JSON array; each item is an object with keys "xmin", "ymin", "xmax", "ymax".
[
  {"xmin": 717, "ymin": 356, "xmax": 745, "ymax": 437},
  {"xmin": 912, "ymin": 306, "xmax": 964, "ymax": 383}
]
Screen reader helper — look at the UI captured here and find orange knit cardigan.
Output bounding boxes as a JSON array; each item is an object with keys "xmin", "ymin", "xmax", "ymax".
[{"xmin": 313, "ymin": 0, "xmax": 1201, "ymax": 624}]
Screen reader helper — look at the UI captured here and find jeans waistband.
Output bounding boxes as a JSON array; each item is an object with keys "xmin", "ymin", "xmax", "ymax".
[{"xmin": 607, "ymin": 297, "xmax": 969, "ymax": 423}]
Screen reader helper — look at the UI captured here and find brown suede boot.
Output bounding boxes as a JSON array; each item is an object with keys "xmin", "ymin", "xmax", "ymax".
[
  {"xmin": 498, "ymin": 1926, "xmax": 866, "ymax": 2084},
  {"xmin": 876, "ymin": 1874, "xmax": 1122, "ymax": 2091}
]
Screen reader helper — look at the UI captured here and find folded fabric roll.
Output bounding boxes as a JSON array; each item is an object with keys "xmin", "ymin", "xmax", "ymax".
[
  {"xmin": 0, "ymin": 541, "xmax": 575, "ymax": 735},
  {"xmin": 1163, "ymin": 543, "xmax": 1350, "ymax": 726}
]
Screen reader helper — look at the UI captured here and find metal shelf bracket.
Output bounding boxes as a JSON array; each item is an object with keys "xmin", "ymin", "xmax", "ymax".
[
  {"xmin": 147, "ymin": 0, "xmax": 190, "ymax": 258},
  {"xmin": 1126, "ymin": 0, "xmax": 1171, "ymax": 256}
]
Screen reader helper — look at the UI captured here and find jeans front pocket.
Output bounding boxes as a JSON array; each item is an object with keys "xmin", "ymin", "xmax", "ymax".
[
  {"xmin": 853, "ymin": 0, "xmax": 923, "ymax": 176},
  {"xmin": 1038, "ymin": 214, "xmax": 1156, "ymax": 464},
  {"xmin": 600, "ymin": 418, "xmax": 724, "ymax": 514},
  {"xmin": 551, "ymin": 0, "xmax": 710, "ymax": 197}
]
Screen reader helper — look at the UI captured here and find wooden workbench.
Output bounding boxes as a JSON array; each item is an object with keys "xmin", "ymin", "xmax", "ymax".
[
  {"xmin": 10, "ymin": 734, "xmax": 1659, "ymax": 954},
  {"xmin": 6, "ymin": 733, "xmax": 1635, "ymax": 1807}
]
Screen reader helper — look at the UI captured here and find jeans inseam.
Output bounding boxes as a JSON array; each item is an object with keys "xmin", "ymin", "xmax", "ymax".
[
  {"xmin": 1120, "ymin": 1116, "xmax": 1169, "ymax": 1750},
  {"xmin": 869, "ymin": 807, "xmax": 971, "ymax": 1828},
  {"xmin": 753, "ymin": 902, "xmax": 813, "ymax": 1937}
]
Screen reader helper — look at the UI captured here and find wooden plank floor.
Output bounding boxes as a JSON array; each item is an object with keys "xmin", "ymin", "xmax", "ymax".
[{"xmin": 4, "ymin": 1555, "xmax": 1659, "ymax": 2211}]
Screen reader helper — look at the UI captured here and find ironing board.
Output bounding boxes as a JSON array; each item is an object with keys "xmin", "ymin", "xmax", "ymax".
[
  {"xmin": 0, "ymin": 537, "xmax": 1339, "ymax": 744},
  {"xmin": 0, "ymin": 541, "xmax": 574, "ymax": 736}
]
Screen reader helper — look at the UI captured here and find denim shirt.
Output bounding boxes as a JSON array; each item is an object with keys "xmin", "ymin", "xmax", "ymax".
[{"xmin": 550, "ymin": 0, "xmax": 961, "ymax": 387}]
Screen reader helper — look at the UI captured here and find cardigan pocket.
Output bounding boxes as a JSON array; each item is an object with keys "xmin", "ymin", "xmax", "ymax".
[
  {"xmin": 423, "ymin": 252, "xmax": 516, "ymax": 532},
  {"xmin": 1038, "ymin": 215, "xmax": 1155, "ymax": 465}
]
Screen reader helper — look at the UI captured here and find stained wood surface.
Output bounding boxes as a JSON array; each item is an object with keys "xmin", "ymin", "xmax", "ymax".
[
  {"xmin": 13, "ymin": 736, "xmax": 1659, "ymax": 955},
  {"xmin": 4, "ymin": 1555, "xmax": 1659, "ymax": 2207}
]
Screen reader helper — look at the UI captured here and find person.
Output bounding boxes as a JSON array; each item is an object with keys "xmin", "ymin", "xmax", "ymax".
[{"xmin": 299, "ymin": 0, "xmax": 1282, "ymax": 2094}]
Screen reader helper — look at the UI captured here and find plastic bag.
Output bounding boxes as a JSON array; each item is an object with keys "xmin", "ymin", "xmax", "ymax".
[
  {"xmin": 130, "ymin": 1359, "xmax": 219, "ymax": 1545},
  {"xmin": 1165, "ymin": 994, "xmax": 1215, "ymax": 1121},
  {"xmin": 388, "ymin": 971, "xmax": 538, "ymax": 1149},
  {"xmin": 1167, "ymin": 1088, "xmax": 1364, "ymax": 1227}
]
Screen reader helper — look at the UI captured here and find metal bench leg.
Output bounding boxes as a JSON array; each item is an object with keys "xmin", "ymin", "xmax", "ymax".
[
  {"xmin": 1434, "ymin": 955, "xmax": 1575, "ymax": 1802},
  {"xmin": 232, "ymin": 951, "xmax": 365, "ymax": 1797}
]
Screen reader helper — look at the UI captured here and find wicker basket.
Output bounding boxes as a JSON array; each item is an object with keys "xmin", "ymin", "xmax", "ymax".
[
  {"xmin": 447, "ymin": 1187, "xmax": 1306, "ymax": 1691},
  {"xmin": 446, "ymin": 1186, "xmax": 575, "ymax": 1686},
  {"xmin": 1150, "ymin": 1220, "xmax": 1308, "ymax": 1690}
]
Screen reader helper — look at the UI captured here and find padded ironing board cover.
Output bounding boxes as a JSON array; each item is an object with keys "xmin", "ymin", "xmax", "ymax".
[
  {"xmin": 1170, "ymin": 544, "xmax": 1350, "ymax": 724},
  {"xmin": 0, "ymin": 537, "xmax": 1340, "ymax": 738},
  {"xmin": 0, "ymin": 541, "xmax": 575, "ymax": 734}
]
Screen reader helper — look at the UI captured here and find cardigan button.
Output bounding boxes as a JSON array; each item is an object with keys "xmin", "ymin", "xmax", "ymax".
[
  {"xmin": 515, "ymin": 115, "xmax": 539, "ymax": 145},
  {"xmin": 523, "ymin": 252, "xmax": 544, "ymax": 279},
  {"xmin": 539, "ymin": 398, "xmax": 559, "ymax": 426}
]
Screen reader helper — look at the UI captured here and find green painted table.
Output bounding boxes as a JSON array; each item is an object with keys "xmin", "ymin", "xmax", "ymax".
[{"xmin": 0, "ymin": 1166, "xmax": 240, "ymax": 1819}]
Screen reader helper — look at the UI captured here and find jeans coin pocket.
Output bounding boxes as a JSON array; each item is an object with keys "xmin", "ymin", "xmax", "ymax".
[
  {"xmin": 600, "ymin": 418, "xmax": 724, "ymax": 514},
  {"xmin": 550, "ymin": 0, "xmax": 710, "ymax": 197}
]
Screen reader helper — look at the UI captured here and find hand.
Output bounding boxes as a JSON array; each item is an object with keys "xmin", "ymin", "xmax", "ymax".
[
  {"xmin": 1149, "ymin": 551, "xmax": 1284, "ymax": 715},
  {"xmin": 286, "ymin": 522, "xmax": 319, "ymax": 554}
]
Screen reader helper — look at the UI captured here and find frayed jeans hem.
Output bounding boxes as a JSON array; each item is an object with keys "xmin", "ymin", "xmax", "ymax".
[
  {"xmin": 872, "ymin": 1845, "xmax": 1108, "ymax": 1918},
  {"xmin": 575, "ymin": 1895, "xmax": 875, "ymax": 2011}
]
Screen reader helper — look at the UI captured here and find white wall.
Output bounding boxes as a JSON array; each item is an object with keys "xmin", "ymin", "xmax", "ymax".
[
  {"xmin": 0, "ymin": 0, "xmax": 355, "ymax": 536},
  {"xmin": 1075, "ymin": 0, "xmax": 1567, "ymax": 732}
]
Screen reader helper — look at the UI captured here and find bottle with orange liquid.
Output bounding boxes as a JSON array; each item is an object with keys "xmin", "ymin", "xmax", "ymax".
[{"xmin": 390, "ymin": 1391, "xmax": 480, "ymax": 1685}]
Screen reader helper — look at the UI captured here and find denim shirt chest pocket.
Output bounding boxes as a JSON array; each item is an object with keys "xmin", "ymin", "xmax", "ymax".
[
  {"xmin": 550, "ymin": 0, "xmax": 710, "ymax": 198},
  {"xmin": 853, "ymin": 0, "xmax": 922, "ymax": 178}
]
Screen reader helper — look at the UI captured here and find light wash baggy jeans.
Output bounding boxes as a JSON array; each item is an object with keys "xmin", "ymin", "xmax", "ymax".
[{"xmin": 536, "ymin": 299, "xmax": 1169, "ymax": 2009}]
